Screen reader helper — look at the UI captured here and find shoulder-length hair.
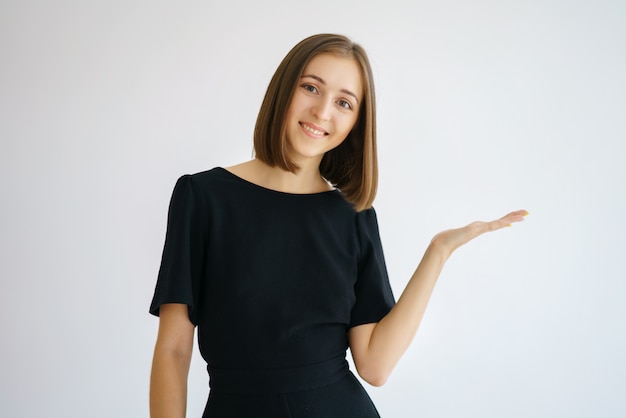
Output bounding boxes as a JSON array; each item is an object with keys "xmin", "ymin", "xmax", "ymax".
[{"xmin": 253, "ymin": 33, "xmax": 378, "ymax": 212}]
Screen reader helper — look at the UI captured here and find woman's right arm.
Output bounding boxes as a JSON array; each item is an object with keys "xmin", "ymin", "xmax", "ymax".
[{"xmin": 150, "ymin": 303, "xmax": 195, "ymax": 418}]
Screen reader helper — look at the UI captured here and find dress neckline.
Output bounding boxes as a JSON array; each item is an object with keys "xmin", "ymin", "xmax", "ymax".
[{"xmin": 216, "ymin": 167, "xmax": 339, "ymax": 197}]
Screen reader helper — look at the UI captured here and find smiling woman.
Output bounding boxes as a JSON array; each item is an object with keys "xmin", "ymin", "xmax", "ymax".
[
  {"xmin": 148, "ymin": 33, "xmax": 527, "ymax": 418},
  {"xmin": 284, "ymin": 53, "xmax": 362, "ymax": 170},
  {"xmin": 252, "ymin": 34, "xmax": 379, "ymax": 207}
]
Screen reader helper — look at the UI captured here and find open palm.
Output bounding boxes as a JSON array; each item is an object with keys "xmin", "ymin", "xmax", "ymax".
[{"xmin": 432, "ymin": 210, "xmax": 528, "ymax": 257}]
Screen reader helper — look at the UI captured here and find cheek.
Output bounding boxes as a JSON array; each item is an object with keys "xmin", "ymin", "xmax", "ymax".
[
  {"xmin": 286, "ymin": 93, "xmax": 306, "ymax": 115},
  {"xmin": 284, "ymin": 104, "xmax": 296, "ymax": 122},
  {"xmin": 340, "ymin": 116, "xmax": 359, "ymax": 136}
]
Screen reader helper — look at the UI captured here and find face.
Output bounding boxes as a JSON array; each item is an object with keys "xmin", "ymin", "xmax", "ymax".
[{"xmin": 284, "ymin": 53, "xmax": 363, "ymax": 166}]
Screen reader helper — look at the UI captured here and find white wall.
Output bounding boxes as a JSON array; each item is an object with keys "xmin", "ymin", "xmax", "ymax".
[{"xmin": 1, "ymin": 0, "xmax": 625, "ymax": 417}]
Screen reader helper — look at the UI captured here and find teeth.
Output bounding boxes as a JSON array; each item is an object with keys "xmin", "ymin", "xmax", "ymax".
[{"xmin": 302, "ymin": 124, "xmax": 325, "ymax": 136}]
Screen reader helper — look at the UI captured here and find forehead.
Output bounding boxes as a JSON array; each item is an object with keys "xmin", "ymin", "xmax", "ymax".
[{"xmin": 302, "ymin": 53, "xmax": 363, "ymax": 99}]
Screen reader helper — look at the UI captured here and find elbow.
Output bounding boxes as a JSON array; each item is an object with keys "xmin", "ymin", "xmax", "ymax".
[
  {"xmin": 356, "ymin": 366, "xmax": 391, "ymax": 387},
  {"xmin": 364, "ymin": 375, "xmax": 389, "ymax": 388}
]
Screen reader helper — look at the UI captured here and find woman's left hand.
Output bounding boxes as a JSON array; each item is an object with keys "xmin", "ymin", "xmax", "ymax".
[
  {"xmin": 349, "ymin": 209, "xmax": 528, "ymax": 385},
  {"xmin": 431, "ymin": 209, "xmax": 528, "ymax": 258}
]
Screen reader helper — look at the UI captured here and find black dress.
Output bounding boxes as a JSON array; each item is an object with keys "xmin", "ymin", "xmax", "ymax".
[{"xmin": 150, "ymin": 168, "xmax": 396, "ymax": 417}]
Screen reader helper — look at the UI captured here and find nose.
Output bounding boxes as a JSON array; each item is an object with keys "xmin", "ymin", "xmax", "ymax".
[{"xmin": 313, "ymin": 98, "xmax": 332, "ymax": 121}]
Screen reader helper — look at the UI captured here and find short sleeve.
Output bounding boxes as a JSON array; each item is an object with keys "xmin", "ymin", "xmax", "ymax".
[
  {"xmin": 149, "ymin": 175, "xmax": 207, "ymax": 325},
  {"xmin": 349, "ymin": 208, "xmax": 396, "ymax": 328}
]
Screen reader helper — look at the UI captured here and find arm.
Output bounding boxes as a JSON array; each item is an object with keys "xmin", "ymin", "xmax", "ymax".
[
  {"xmin": 150, "ymin": 303, "xmax": 195, "ymax": 418},
  {"xmin": 349, "ymin": 210, "xmax": 528, "ymax": 386}
]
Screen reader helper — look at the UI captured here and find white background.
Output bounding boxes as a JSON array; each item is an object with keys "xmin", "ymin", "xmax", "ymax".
[{"xmin": 1, "ymin": 0, "xmax": 625, "ymax": 417}]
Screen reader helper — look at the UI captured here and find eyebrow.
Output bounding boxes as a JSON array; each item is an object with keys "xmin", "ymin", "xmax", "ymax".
[{"xmin": 301, "ymin": 74, "xmax": 360, "ymax": 104}]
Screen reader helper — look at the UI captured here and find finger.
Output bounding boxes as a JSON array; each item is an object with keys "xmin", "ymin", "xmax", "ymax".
[
  {"xmin": 465, "ymin": 210, "xmax": 528, "ymax": 236},
  {"xmin": 500, "ymin": 210, "xmax": 529, "ymax": 224},
  {"xmin": 487, "ymin": 213, "xmax": 527, "ymax": 230},
  {"xmin": 504, "ymin": 209, "xmax": 528, "ymax": 218}
]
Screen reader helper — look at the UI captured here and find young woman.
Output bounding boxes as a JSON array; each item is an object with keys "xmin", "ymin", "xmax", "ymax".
[{"xmin": 149, "ymin": 33, "xmax": 527, "ymax": 418}]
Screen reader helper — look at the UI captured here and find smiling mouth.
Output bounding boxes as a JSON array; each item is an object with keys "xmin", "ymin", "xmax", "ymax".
[{"xmin": 300, "ymin": 122, "xmax": 328, "ymax": 136}]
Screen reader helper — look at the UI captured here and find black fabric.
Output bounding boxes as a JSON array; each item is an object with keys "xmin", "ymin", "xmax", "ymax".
[
  {"xmin": 203, "ymin": 371, "xmax": 381, "ymax": 418},
  {"xmin": 149, "ymin": 167, "xmax": 395, "ymax": 416}
]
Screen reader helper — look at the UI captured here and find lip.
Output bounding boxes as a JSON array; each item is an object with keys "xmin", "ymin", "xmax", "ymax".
[{"xmin": 299, "ymin": 121, "xmax": 329, "ymax": 138}]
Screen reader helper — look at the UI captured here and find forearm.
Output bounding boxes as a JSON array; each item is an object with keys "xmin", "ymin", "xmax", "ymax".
[
  {"xmin": 149, "ymin": 347, "xmax": 191, "ymax": 418},
  {"xmin": 351, "ymin": 210, "xmax": 526, "ymax": 385},
  {"xmin": 353, "ymin": 241, "xmax": 449, "ymax": 384}
]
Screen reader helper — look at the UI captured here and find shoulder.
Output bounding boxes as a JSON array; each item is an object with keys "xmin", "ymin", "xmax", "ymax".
[
  {"xmin": 165, "ymin": 168, "xmax": 231, "ymax": 212},
  {"xmin": 173, "ymin": 167, "xmax": 233, "ymax": 193},
  {"xmin": 354, "ymin": 206, "xmax": 383, "ymax": 243},
  {"xmin": 185, "ymin": 167, "xmax": 227, "ymax": 183},
  {"xmin": 355, "ymin": 206, "xmax": 379, "ymax": 224}
]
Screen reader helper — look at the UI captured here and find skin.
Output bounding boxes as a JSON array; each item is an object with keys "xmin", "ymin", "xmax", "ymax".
[
  {"xmin": 347, "ymin": 210, "xmax": 528, "ymax": 386},
  {"xmin": 228, "ymin": 53, "xmax": 363, "ymax": 194},
  {"xmin": 150, "ymin": 304, "xmax": 194, "ymax": 418},
  {"xmin": 149, "ymin": 52, "xmax": 528, "ymax": 416},
  {"xmin": 284, "ymin": 53, "xmax": 362, "ymax": 169}
]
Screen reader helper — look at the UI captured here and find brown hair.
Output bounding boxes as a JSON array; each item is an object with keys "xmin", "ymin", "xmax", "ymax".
[{"xmin": 253, "ymin": 33, "xmax": 378, "ymax": 211}]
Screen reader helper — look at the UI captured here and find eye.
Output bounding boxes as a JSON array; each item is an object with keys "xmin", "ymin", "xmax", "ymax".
[
  {"xmin": 301, "ymin": 84, "xmax": 318, "ymax": 94},
  {"xmin": 337, "ymin": 99, "xmax": 352, "ymax": 110}
]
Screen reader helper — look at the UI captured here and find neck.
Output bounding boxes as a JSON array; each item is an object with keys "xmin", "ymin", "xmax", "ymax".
[{"xmin": 250, "ymin": 159, "xmax": 333, "ymax": 194}]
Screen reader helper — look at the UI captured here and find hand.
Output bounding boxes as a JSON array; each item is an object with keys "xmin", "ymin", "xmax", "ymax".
[{"xmin": 431, "ymin": 210, "xmax": 528, "ymax": 258}]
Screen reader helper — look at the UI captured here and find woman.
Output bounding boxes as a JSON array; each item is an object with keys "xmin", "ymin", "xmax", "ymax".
[{"xmin": 149, "ymin": 33, "xmax": 527, "ymax": 417}]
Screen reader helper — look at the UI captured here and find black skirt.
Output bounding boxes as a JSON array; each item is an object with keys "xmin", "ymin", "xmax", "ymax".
[{"xmin": 202, "ymin": 370, "xmax": 380, "ymax": 418}]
